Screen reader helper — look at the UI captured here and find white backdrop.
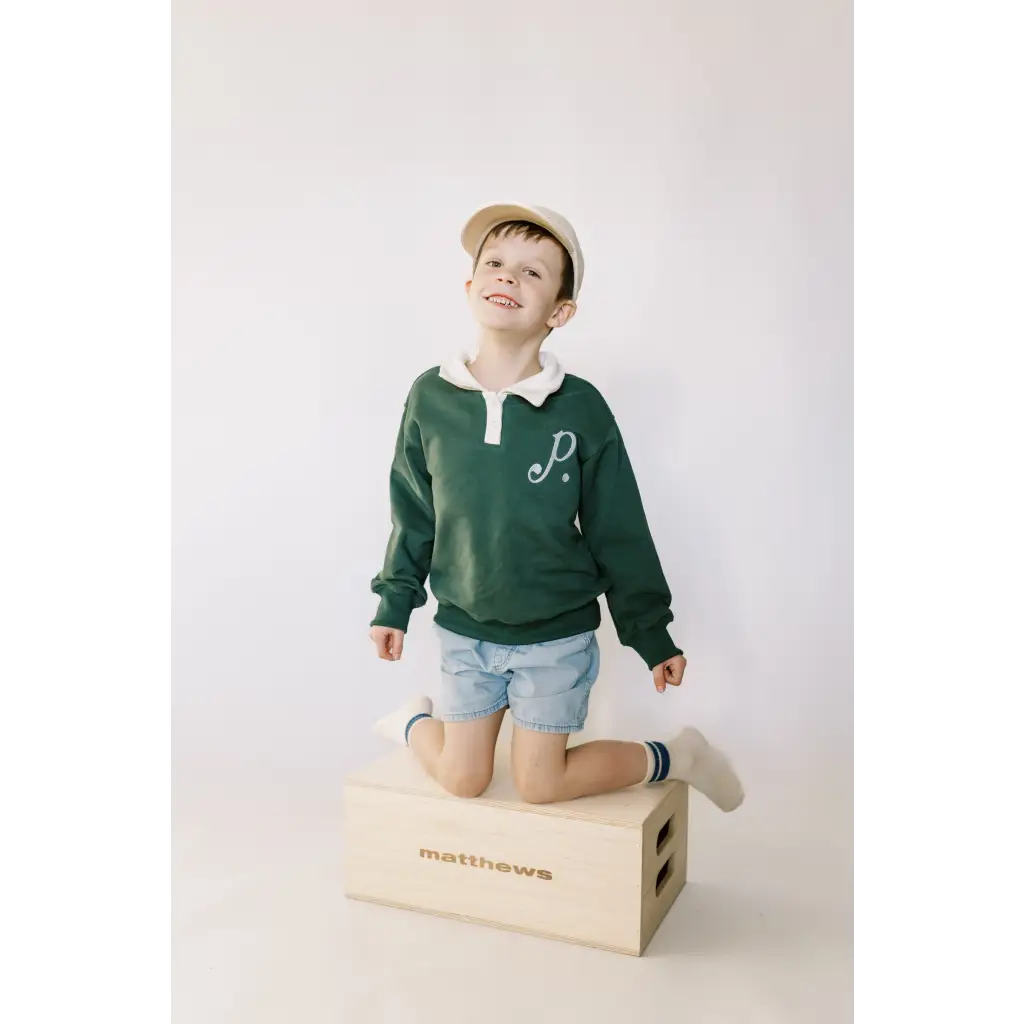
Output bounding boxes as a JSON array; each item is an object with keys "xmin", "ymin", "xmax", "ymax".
[{"xmin": 173, "ymin": 0, "xmax": 851, "ymax": 821}]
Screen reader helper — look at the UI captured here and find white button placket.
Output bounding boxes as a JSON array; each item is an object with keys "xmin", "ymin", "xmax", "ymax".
[{"xmin": 481, "ymin": 392, "xmax": 508, "ymax": 445}]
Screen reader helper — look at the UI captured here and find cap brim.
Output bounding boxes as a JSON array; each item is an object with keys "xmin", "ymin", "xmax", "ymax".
[{"xmin": 462, "ymin": 204, "xmax": 555, "ymax": 256}]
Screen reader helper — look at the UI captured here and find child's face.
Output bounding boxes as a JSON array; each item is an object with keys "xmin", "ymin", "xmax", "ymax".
[{"xmin": 465, "ymin": 231, "xmax": 575, "ymax": 337}]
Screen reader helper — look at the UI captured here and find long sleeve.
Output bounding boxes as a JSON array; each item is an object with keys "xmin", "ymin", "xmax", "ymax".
[
  {"xmin": 370, "ymin": 400, "xmax": 435, "ymax": 632},
  {"xmin": 578, "ymin": 421, "xmax": 682, "ymax": 669}
]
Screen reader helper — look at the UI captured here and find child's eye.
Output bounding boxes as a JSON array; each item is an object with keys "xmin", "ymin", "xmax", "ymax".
[
  {"xmin": 484, "ymin": 259, "xmax": 501, "ymax": 267},
  {"xmin": 525, "ymin": 269, "xmax": 540, "ymax": 277}
]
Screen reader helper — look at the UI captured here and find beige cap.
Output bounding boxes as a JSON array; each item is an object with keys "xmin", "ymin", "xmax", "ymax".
[{"xmin": 461, "ymin": 202, "xmax": 584, "ymax": 301}]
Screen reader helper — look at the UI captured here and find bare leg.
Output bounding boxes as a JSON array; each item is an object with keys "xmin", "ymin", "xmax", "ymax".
[
  {"xmin": 511, "ymin": 724, "xmax": 745, "ymax": 810},
  {"xmin": 510, "ymin": 726, "xmax": 647, "ymax": 804},
  {"xmin": 409, "ymin": 707, "xmax": 506, "ymax": 799}
]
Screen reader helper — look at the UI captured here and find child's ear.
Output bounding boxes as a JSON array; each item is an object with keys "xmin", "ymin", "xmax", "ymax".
[
  {"xmin": 547, "ymin": 300, "xmax": 577, "ymax": 329},
  {"xmin": 465, "ymin": 280, "xmax": 472, "ymax": 295}
]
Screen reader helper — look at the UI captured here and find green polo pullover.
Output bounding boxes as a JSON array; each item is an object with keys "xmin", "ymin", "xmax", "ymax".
[{"xmin": 370, "ymin": 352, "xmax": 682, "ymax": 669}]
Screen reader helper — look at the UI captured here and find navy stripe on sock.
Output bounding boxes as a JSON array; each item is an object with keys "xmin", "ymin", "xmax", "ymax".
[
  {"xmin": 650, "ymin": 740, "xmax": 671, "ymax": 783},
  {"xmin": 405, "ymin": 713, "xmax": 431, "ymax": 745}
]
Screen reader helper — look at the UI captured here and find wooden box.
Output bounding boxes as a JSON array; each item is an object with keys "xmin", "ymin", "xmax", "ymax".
[{"xmin": 343, "ymin": 748, "xmax": 688, "ymax": 955}]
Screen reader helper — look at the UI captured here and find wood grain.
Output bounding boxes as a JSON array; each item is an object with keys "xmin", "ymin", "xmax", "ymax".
[{"xmin": 344, "ymin": 749, "xmax": 688, "ymax": 955}]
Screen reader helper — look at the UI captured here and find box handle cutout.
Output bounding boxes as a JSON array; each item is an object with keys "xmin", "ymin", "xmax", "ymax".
[
  {"xmin": 656, "ymin": 855, "xmax": 674, "ymax": 897},
  {"xmin": 656, "ymin": 814, "xmax": 675, "ymax": 855}
]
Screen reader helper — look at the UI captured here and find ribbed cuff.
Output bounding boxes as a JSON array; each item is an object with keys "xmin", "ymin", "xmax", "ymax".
[
  {"xmin": 371, "ymin": 592, "xmax": 415, "ymax": 633},
  {"xmin": 630, "ymin": 625, "xmax": 683, "ymax": 671}
]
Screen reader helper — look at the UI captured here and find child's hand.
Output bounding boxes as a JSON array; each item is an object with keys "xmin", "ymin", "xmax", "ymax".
[
  {"xmin": 370, "ymin": 625, "xmax": 405, "ymax": 661},
  {"xmin": 653, "ymin": 654, "xmax": 686, "ymax": 693}
]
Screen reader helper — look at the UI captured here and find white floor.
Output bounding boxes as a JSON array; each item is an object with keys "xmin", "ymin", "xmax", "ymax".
[{"xmin": 173, "ymin": 757, "xmax": 851, "ymax": 1023}]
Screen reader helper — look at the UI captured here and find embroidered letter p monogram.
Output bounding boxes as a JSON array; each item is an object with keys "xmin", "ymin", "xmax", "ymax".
[{"xmin": 529, "ymin": 430, "xmax": 577, "ymax": 484}]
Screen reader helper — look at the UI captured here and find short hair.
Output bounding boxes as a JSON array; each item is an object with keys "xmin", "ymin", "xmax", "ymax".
[{"xmin": 472, "ymin": 220, "xmax": 574, "ymax": 304}]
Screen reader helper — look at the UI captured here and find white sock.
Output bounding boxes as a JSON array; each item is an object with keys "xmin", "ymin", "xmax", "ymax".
[
  {"xmin": 373, "ymin": 695, "xmax": 433, "ymax": 746},
  {"xmin": 640, "ymin": 728, "xmax": 744, "ymax": 812}
]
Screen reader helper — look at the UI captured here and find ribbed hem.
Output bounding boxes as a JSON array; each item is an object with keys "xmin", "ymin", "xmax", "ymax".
[
  {"xmin": 404, "ymin": 713, "xmax": 432, "ymax": 745},
  {"xmin": 644, "ymin": 740, "xmax": 671, "ymax": 783},
  {"xmin": 433, "ymin": 600, "xmax": 601, "ymax": 647},
  {"xmin": 371, "ymin": 592, "xmax": 416, "ymax": 632},
  {"xmin": 630, "ymin": 625, "xmax": 683, "ymax": 670}
]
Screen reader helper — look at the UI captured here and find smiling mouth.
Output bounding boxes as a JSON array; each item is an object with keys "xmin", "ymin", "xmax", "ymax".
[{"xmin": 486, "ymin": 295, "xmax": 521, "ymax": 309}]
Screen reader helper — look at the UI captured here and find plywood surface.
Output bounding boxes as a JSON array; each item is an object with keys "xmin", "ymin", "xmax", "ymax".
[{"xmin": 345, "ymin": 784, "xmax": 646, "ymax": 950}]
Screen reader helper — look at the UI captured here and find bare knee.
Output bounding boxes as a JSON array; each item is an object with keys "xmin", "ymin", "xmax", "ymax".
[
  {"xmin": 437, "ymin": 763, "xmax": 492, "ymax": 799},
  {"xmin": 514, "ymin": 767, "xmax": 565, "ymax": 805}
]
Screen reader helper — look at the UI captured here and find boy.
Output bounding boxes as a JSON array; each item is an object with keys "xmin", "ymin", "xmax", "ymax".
[{"xmin": 368, "ymin": 202, "xmax": 743, "ymax": 811}]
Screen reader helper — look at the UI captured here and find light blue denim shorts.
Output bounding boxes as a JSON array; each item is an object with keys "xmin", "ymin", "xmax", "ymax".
[{"xmin": 433, "ymin": 625, "xmax": 600, "ymax": 733}]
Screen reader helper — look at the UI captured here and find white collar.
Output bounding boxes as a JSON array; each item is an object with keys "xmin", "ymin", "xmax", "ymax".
[{"xmin": 438, "ymin": 351, "xmax": 565, "ymax": 408}]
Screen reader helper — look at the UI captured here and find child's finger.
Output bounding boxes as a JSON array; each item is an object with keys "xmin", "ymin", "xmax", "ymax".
[
  {"xmin": 653, "ymin": 665, "xmax": 666, "ymax": 692},
  {"xmin": 391, "ymin": 632, "xmax": 404, "ymax": 660}
]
